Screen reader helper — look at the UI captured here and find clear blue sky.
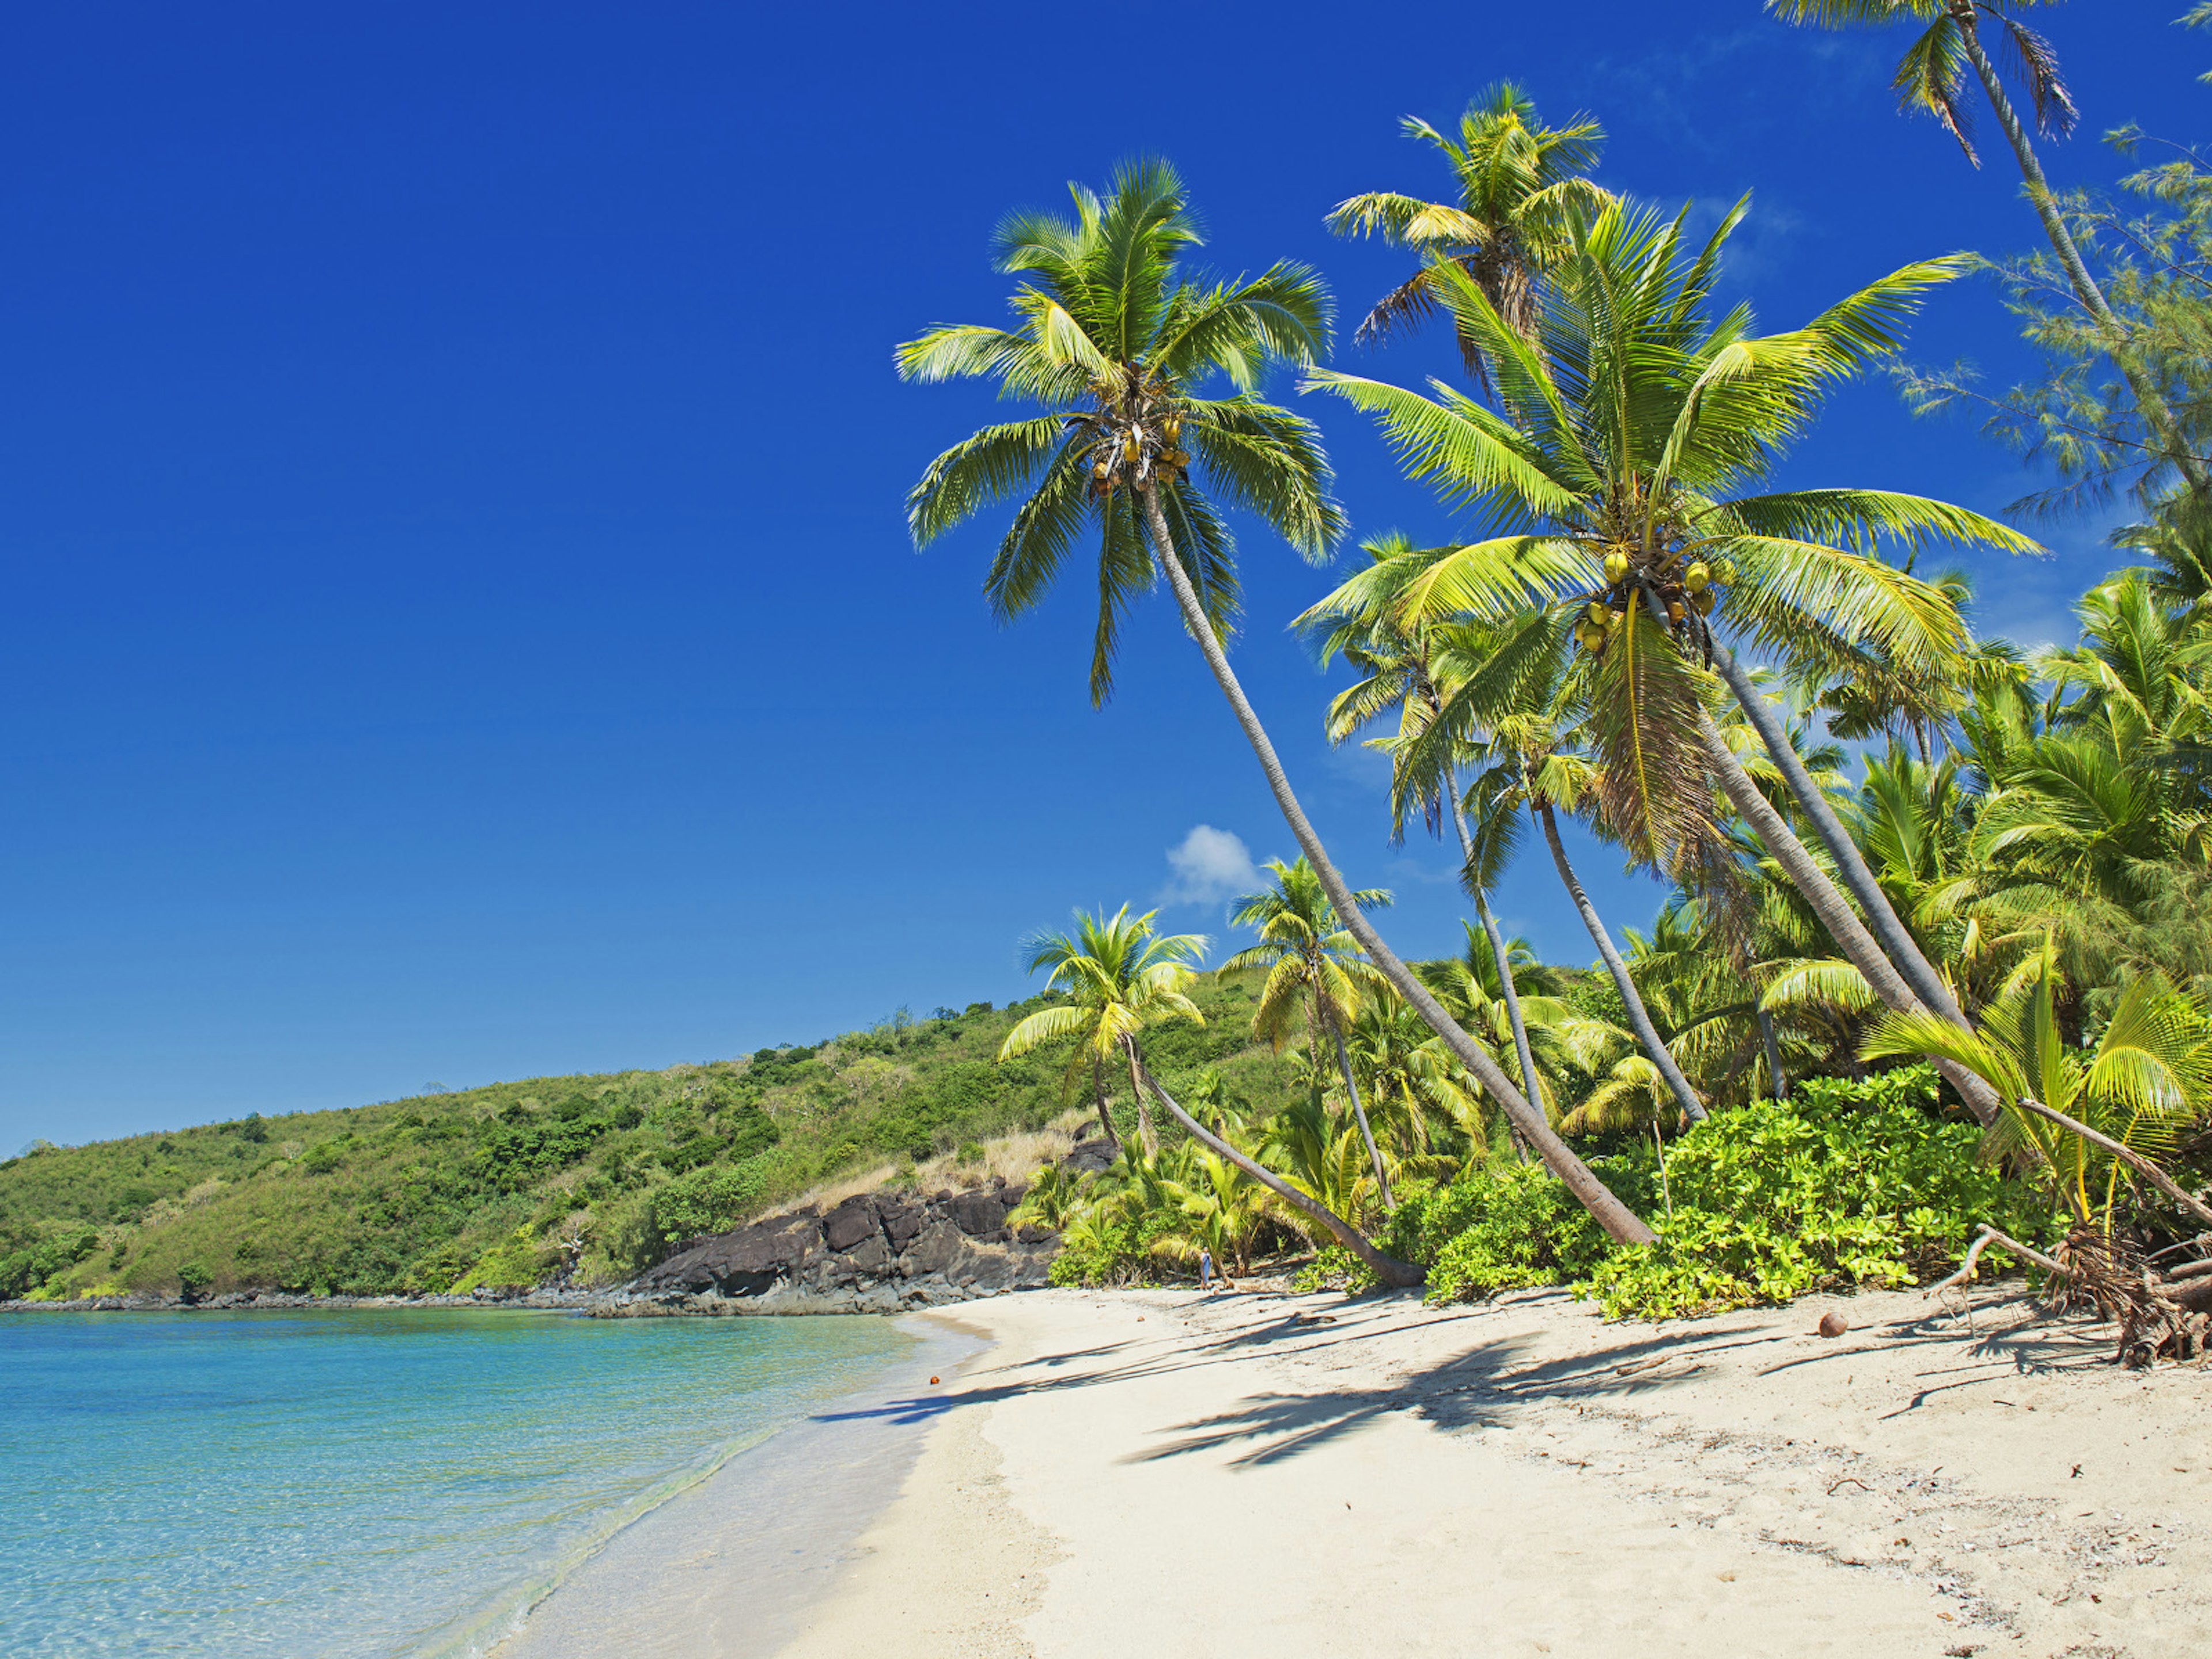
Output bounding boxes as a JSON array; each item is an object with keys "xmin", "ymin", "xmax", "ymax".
[{"xmin": 1, "ymin": 2, "xmax": 2200, "ymax": 1147}]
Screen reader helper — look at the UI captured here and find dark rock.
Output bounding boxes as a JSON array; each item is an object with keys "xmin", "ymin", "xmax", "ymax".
[
  {"xmin": 899, "ymin": 1219, "xmax": 964, "ymax": 1277},
  {"xmin": 878, "ymin": 1198, "xmax": 925, "ymax": 1247},
  {"xmin": 948, "ymin": 1193, "xmax": 1007, "ymax": 1237},
  {"xmin": 1014, "ymin": 1223, "xmax": 1057, "ymax": 1245},
  {"xmin": 1061, "ymin": 1139, "xmax": 1116, "ymax": 1175},
  {"xmin": 823, "ymin": 1196, "xmax": 880, "ymax": 1253}
]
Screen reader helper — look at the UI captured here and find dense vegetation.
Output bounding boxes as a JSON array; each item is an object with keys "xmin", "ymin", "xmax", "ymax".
[
  {"xmin": 0, "ymin": 979, "xmax": 1305, "ymax": 1300},
  {"xmin": 914, "ymin": 14, "xmax": 2212, "ymax": 1349}
]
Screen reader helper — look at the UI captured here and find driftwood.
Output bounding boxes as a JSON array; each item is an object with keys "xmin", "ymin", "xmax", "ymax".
[{"xmin": 1929, "ymin": 1223, "xmax": 2212, "ymax": 1368}]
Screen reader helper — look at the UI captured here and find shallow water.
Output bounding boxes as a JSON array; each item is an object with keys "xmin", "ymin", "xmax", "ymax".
[{"xmin": 0, "ymin": 1307, "xmax": 916, "ymax": 1658}]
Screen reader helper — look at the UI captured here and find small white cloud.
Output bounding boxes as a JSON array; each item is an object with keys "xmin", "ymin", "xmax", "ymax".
[{"xmin": 1158, "ymin": 824, "xmax": 1262, "ymax": 908}]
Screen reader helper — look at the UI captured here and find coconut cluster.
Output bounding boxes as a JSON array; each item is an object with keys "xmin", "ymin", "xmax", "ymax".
[
  {"xmin": 1571, "ymin": 548, "xmax": 1733, "ymax": 655},
  {"xmin": 1082, "ymin": 372, "xmax": 1191, "ymax": 499}
]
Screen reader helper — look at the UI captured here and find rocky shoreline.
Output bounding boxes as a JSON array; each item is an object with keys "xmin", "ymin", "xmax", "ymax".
[
  {"xmin": 607, "ymin": 1172, "xmax": 1056, "ymax": 1316},
  {"xmin": 2, "ymin": 1169, "xmax": 1066, "ymax": 1317}
]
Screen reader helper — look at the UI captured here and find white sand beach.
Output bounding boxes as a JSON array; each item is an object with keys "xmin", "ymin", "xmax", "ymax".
[{"xmin": 774, "ymin": 1283, "xmax": 2212, "ymax": 1659}]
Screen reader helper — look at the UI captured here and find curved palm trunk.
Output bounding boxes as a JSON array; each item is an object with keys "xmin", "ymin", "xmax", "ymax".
[
  {"xmin": 1091, "ymin": 1055, "xmax": 1122, "ymax": 1154},
  {"xmin": 1756, "ymin": 1005, "xmax": 1790, "ymax": 1103},
  {"xmin": 1698, "ymin": 717, "xmax": 2003, "ymax": 1126},
  {"xmin": 1446, "ymin": 779, "xmax": 1544, "ymax": 1109},
  {"xmin": 1529, "ymin": 792, "xmax": 1708, "ymax": 1124},
  {"xmin": 1139, "ymin": 486, "xmax": 1656, "ymax": 1246},
  {"xmin": 1123, "ymin": 1045, "xmax": 1157, "ymax": 1157},
  {"xmin": 1324, "ymin": 1006, "xmax": 1393, "ymax": 1210},
  {"xmin": 1706, "ymin": 638, "xmax": 1974, "ymax": 1029},
  {"xmin": 1953, "ymin": 18, "xmax": 2210, "ymax": 505},
  {"xmin": 1125, "ymin": 1040, "xmax": 1421, "ymax": 1287}
]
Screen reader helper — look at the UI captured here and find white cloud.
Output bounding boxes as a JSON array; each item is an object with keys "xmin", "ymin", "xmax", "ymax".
[{"xmin": 1157, "ymin": 824, "xmax": 1262, "ymax": 908}]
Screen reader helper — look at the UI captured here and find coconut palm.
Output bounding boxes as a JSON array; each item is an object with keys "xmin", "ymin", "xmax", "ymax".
[
  {"xmin": 1310, "ymin": 198, "xmax": 2038, "ymax": 1123},
  {"xmin": 1339, "ymin": 991, "xmax": 1490, "ymax": 1172},
  {"xmin": 901, "ymin": 158, "xmax": 1653, "ymax": 1249},
  {"xmin": 1224, "ymin": 857, "xmax": 1396, "ymax": 1206},
  {"xmin": 1327, "ymin": 82, "xmax": 1610, "ymax": 374},
  {"xmin": 1767, "ymin": 1, "xmax": 2211, "ymax": 505},
  {"xmin": 1397, "ymin": 613, "xmax": 1711, "ymax": 1124},
  {"xmin": 999, "ymin": 905, "xmax": 1208, "ymax": 1157},
  {"xmin": 1301, "ymin": 533, "xmax": 1547, "ymax": 1113},
  {"xmin": 1414, "ymin": 922, "xmax": 1577, "ymax": 1116}
]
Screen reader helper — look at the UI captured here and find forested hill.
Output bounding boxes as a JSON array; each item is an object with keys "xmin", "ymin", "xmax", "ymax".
[{"xmin": 0, "ymin": 974, "xmax": 1306, "ymax": 1301}]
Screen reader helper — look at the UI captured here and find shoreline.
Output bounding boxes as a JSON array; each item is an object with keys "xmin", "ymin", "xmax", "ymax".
[
  {"xmin": 766, "ymin": 1282, "xmax": 2212, "ymax": 1658},
  {"xmin": 478, "ymin": 1311, "xmax": 987, "ymax": 1659}
]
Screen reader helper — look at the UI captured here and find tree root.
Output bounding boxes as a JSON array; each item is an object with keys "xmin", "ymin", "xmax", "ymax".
[{"xmin": 1929, "ymin": 1223, "xmax": 2212, "ymax": 1369}]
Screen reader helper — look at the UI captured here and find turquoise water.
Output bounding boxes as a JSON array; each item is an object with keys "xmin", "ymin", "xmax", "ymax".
[{"xmin": 0, "ymin": 1308, "xmax": 917, "ymax": 1658}]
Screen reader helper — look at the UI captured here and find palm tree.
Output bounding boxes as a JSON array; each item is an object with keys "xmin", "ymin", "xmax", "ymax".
[
  {"xmin": 1310, "ymin": 198, "xmax": 2037, "ymax": 1124},
  {"xmin": 900, "ymin": 158, "xmax": 1654, "ymax": 1248},
  {"xmin": 1301, "ymin": 534, "xmax": 1547, "ymax": 1115},
  {"xmin": 1339, "ymin": 991, "xmax": 1491, "ymax": 1172},
  {"xmin": 1224, "ymin": 857, "xmax": 1396, "ymax": 1207},
  {"xmin": 999, "ymin": 906, "xmax": 1208, "ymax": 1156},
  {"xmin": 1767, "ymin": 1, "xmax": 2211, "ymax": 506},
  {"xmin": 1864, "ymin": 944, "xmax": 2212, "ymax": 1237},
  {"xmin": 1327, "ymin": 83, "xmax": 1611, "ymax": 375},
  {"xmin": 1393, "ymin": 613, "xmax": 1711, "ymax": 1125}
]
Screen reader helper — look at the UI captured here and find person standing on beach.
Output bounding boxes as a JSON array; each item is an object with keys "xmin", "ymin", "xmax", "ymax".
[{"xmin": 1198, "ymin": 1247, "xmax": 1214, "ymax": 1293}]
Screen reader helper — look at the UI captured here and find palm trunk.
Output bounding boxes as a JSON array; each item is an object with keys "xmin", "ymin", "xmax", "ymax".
[
  {"xmin": 1530, "ymin": 790, "xmax": 1707, "ymax": 1124},
  {"xmin": 1325, "ymin": 1006, "xmax": 1393, "ymax": 1210},
  {"xmin": 1955, "ymin": 15, "xmax": 2211, "ymax": 505},
  {"xmin": 1706, "ymin": 636, "xmax": 1973, "ymax": 1029},
  {"xmin": 1126, "ymin": 1040, "xmax": 1421, "ymax": 1287},
  {"xmin": 1138, "ymin": 486, "xmax": 1656, "ymax": 1246},
  {"xmin": 1756, "ymin": 1005, "xmax": 1789, "ymax": 1102},
  {"xmin": 1698, "ymin": 717, "xmax": 2003, "ymax": 1126},
  {"xmin": 1447, "ymin": 777, "xmax": 1544, "ymax": 1109},
  {"xmin": 1091, "ymin": 1055, "xmax": 1122, "ymax": 1154},
  {"xmin": 1123, "ymin": 1044, "xmax": 1157, "ymax": 1157}
]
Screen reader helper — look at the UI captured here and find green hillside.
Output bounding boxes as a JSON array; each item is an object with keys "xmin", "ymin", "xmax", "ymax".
[{"xmin": 0, "ymin": 974, "xmax": 1304, "ymax": 1301}]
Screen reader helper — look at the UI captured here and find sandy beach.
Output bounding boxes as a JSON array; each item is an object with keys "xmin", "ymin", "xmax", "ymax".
[{"xmin": 771, "ymin": 1283, "xmax": 2212, "ymax": 1659}]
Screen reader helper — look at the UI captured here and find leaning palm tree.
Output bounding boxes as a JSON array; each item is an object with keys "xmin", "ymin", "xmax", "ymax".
[
  {"xmin": 1311, "ymin": 198, "xmax": 2039, "ymax": 1124},
  {"xmin": 1328, "ymin": 83, "xmax": 1609, "ymax": 372},
  {"xmin": 997, "ymin": 903, "xmax": 1415, "ymax": 1282},
  {"xmin": 900, "ymin": 158, "xmax": 1653, "ymax": 1248},
  {"xmin": 1224, "ymin": 857, "xmax": 1396, "ymax": 1205},
  {"xmin": 999, "ymin": 905, "xmax": 1209, "ymax": 1156},
  {"xmin": 1302, "ymin": 534, "xmax": 1546, "ymax": 1113},
  {"xmin": 1767, "ymin": 1, "xmax": 2211, "ymax": 506}
]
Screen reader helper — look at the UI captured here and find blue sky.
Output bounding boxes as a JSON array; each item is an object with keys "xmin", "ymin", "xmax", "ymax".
[{"xmin": 1, "ymin": 2, "xmax": 2202, "ymax": 1147}]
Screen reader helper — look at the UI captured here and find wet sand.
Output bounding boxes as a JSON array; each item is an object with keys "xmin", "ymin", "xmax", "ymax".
[{"xmin": 486, "ymin": 1316, "xmax": 983, "ymax": 1659}]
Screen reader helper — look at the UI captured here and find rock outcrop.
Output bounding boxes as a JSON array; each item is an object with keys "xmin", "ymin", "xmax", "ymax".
[{"xmin": 608, "ymin": 1174, "xmax": 1056, "ymax": 1316}]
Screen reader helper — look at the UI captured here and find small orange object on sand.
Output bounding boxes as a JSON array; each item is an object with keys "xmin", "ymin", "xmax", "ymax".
[{"xmin": 929, "ymin": 1375, "xmax": 940, "ymax": 1385}]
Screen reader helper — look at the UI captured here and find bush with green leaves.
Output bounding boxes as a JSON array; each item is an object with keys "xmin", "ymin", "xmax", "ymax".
[
  {"xmin": 1376, "ymin": 1161, "xmax": 1646, "ymax": 1301},
  {"xmin": 1362, "ymin": 1070, "xmax": 2041, "ymax": 1320},
  {"xmin": 1581, "ymin": 1068, "xmax": 2044, "ymax": 1320}
]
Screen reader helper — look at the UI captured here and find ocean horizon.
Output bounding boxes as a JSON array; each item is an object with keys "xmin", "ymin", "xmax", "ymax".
[{"xmin": 0, "ymin": 1307, "xmax": 919, "ymax": 1658}]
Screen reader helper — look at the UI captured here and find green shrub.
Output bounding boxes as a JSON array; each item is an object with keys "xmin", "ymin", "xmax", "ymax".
[
  {"xmin": 175, "ymin": 1260, "xmax": 213, "ymax": 1302},
  {"xmin": 1047, "ymin": 1209, "xmax": 1173, "ymax": 1287},
  {"xmin": 0, "ymin": 1226, "xmax": 101, "ymax": 1299},
  {"xmin": 452, "ymin": 1228, "xmax": 553, "ymax": 1293},
  {"xmin": 1379, "ymin": 1162, "xmax": 1635, "ymax": 1301},
  {"xmin": 643, "ymin": 1155, "xmax": 778, "ymax": 1245},
  {"xmin": 1361, "ymin": 1070, "xmax": 2041, "ymax": 1321},
  {"xmin": 1582, "ymin": 1069, "xmax": 2043, "ymax": 1319}
]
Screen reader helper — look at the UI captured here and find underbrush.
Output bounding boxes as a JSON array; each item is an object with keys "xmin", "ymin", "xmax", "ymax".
[{"xmin": 1372, "ymin": 1068, "xmax": 2048, "ymax": 1320}]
